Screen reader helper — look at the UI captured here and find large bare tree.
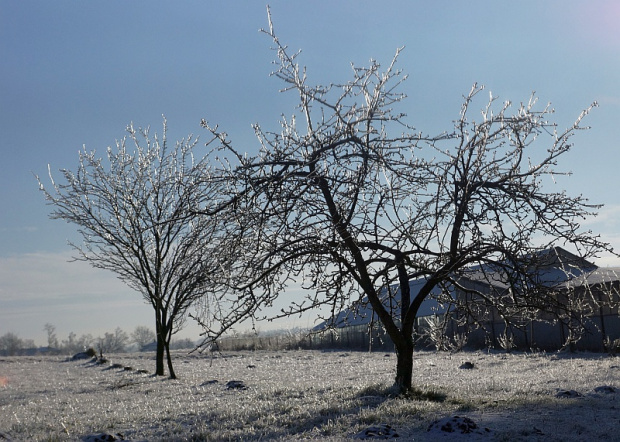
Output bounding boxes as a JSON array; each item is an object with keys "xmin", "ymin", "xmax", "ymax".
[
  {"xmin": 197, "ymin": 11, "xmax": 614, "ymax": 394},
  {"xmin": 38, "ymin": 119, "xmax": 226, "ymax": 378}
]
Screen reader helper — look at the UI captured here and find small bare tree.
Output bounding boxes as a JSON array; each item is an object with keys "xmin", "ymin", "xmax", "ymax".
[
  {"xmin": 96, "ymin": 327, "xmax": 129, "ymax": 354},
  {"xmin": 131, "ymin": 325, "xmax": 156, "ymax": 350},
  {"xmin": 44, "ymin": 323, "xmax": 59, "ymax": 349},
  {"xmin": 38, "ymin": 119, "xmax": 229, "ymax": 378},
  {"xmin": 61, "ymin": 332, "xmax": 93, "ymax": 354},
  {"xmin": 0, "ymin": 332, "xmax": 24, "ymax": 356}
]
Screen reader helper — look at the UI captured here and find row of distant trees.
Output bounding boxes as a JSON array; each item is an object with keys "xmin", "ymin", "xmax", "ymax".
[{"xmin": 0, "ymin": 324, "xmax": 194, "ymax": 356}]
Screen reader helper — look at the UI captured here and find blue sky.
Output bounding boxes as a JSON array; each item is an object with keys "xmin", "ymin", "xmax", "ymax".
[{"xmin": 1, "ymin": 1, "xmax": 619, "ymax": 346}]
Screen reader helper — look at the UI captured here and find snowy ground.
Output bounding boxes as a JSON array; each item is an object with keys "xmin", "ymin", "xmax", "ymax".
[{"xmin": 0, "ymin": 349, "xmax": 619, "ymax": 441}]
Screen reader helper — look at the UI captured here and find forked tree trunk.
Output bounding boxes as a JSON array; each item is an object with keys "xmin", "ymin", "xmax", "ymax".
[
  {"xmin": 165, "ymin": 330, "xmax": 177, "ymax": 379},
  {"xmin": 155, "ymin": 313, "xmax": 177, "ymax": 378},
  {"xmin": 394, "ymin": 337, "xmax": 414, "ymax": 393}
]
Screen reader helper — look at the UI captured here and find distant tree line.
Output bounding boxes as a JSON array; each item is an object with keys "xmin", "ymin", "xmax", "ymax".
[
  {"xmin": 0, "ymin": 332, "xmax": 36, "ymax": 356},
  {"xmin": 0, "ymin": 324, "xmax": 195, "ymax": 356}
]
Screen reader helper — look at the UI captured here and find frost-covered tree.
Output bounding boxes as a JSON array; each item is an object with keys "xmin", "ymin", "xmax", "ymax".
[
  {"xmin": 131, "ymin": 325, "xmax": 156, "ymax": 350},
  {"xmin": 61, "ymin": 332, "xmax": 93, "ymax": 354},
  {"xmin": 44, "ymin": 323, "xmax": 59, "ymax": 349},
  {"xmin": 96, "ymin": 327, "xmax": 129, "ymax": 354},
  {"xmin": 0, "ymin": 332, "xmax": 24, "ymax": 355},
  {"xmin": 38, "ymin": 119, "xmax": 230, "ymax": 378},
  {"xmin": 198, "ymin": 10, "xmax": 614, "ymax": 394}
]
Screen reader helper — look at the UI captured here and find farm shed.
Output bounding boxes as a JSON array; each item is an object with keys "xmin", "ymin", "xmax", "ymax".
[
  {"xmin": 454, "ymin": 247, "xmax": 620, "ymax": 351},
  {"xmin": 315, "ymin": 247, "xmax": 620, "ymax": 352},
  {"xmin": 312, "ymin": 278, "xmax": 454, "ymax": 351}
]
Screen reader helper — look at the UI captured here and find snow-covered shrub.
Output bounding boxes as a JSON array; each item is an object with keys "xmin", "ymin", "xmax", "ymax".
[
  {"xmin": 604, "ymin": 336, "xmax": 620, "ymax": 356},
  {"xmin": 425, "ymin": 315, "xmax": 467, "ymax": 352},
  {"xmin": 498, "ymin": 331, "xmax": 516, "ymax": 353}
]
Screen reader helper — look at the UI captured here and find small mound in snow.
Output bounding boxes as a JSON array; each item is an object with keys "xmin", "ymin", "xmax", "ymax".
[
  {"xmin": 71, "ymin": 348, "xmax": 96, "ymax": 361},
  {"xmin": 354, "ymin": 423, "xmax": 399, "ymax": 439},
  {"xmin": 427, "ymin": 416, "xmax": 491, "ymax": 437},
  {"xmin": 555, "ymin": 389, "xmax": 583, "ymax": 398},
  {"xmin": 81, "ymin": 432, "xmax": 125, "ymax": 441},
  {"xmin": 226, "ymin": 380, "xmax": 248, "ymax": 390},
  {"xmin": 0, "ymin": 431, "xmax": 14, "ymax": 441},
  {"xmin": 593, "ymin": 385, "xmax": 616, "ymax": 394},
  {"xmin": 105, "ymin": 363, "xmax": 124, "ymax": 370}
]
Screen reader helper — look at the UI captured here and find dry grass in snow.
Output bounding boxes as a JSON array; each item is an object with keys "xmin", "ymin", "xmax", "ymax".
[{"xmin": 0, "ymin": 349, "xmax": 619, "ymax": 441}]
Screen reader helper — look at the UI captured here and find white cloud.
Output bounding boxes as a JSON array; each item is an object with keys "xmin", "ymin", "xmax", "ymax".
[
  {"xmin": 582, "ymin": 204, "xmax": 620, "ymax": 266},
  {"xmin": 583, "ymin": 204, "xmax": 620, "ymax": 229}
]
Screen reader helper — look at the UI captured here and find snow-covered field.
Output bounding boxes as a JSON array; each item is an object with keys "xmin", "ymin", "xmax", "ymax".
[{"xmin": 0, "ymin": 349, "xmax": 619, "ymax": 441}]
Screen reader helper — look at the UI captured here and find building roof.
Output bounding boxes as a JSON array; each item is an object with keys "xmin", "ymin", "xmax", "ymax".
[
  {"xmin": 458, "ymin": 246, "xmax": 598, "ymax": 290},
  {"xmin": 563, "ymin": 266, "xmax": 620, "ymax": 288},
  {"xmin": 313, "ymin": 278, "xmax": 449, "ymax": 330},
  {"xmin": 314, "ymin": 247, "xmax": 616, "ymax": 330}
]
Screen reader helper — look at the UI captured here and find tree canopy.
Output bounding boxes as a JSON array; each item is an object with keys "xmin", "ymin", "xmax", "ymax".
[
  {"xmin": 197, "ymin": 10, "xmax": 614, "ymax": 393},
  {"xmin": 38, "ymin": 119, "xmax": 229, "ymax": 378}
]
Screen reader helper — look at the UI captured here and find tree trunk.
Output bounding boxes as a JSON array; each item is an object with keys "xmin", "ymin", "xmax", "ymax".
[
  {"xmin": 155, "ymin": 322, "xmax": 165, "ymax": 376},
  {"xmin": 165, "ymin": 339, "xmax": 177, "ymax": 379},
  {"xmin": 394, "ymin": 337, "xmax": 414, "ymax": 394}
]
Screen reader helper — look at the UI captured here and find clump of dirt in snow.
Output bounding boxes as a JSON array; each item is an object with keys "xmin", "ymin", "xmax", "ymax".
[
  {"xmin": 81, "ymin": 432, "xmax": 125, "ymax": 441},
  {"xmin": 555, "ymin": 389, "xmax": 583, "ymax": 398},
  {"xmin": 70, "ymin": 348, "xmax": 97, "ymax": 361},
  {"xmin": 593, "ymin": 385, "xmax": 616, "ymax": 394},
  {"xmin": 226, "ymin": 380, "xmax": 248, "ymax": 390},
  {"xmin": 0, "ymin": 430, "xmax": 15, "ymax": 441},
  {"xmin": 427, "ymin": 416, "xmax": 492, "ymax": 438},
  {"xmin": 354, "ymin": 423, "xmax": 399, "ymax": 439}
]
